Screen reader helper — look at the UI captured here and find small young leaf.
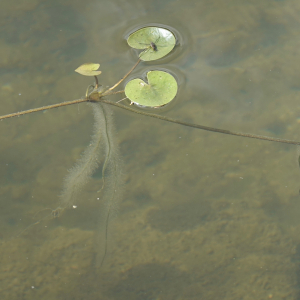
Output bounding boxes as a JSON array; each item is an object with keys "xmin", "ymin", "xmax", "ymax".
[
  {"xmin": 127, "ymin": 27, "xmax": 176, "ymax": 61},
  {"xmin": 75, "ymin": 63, "xmax": 102, "ymax": 76},
  {"xmin": 125, "ymin": 70, "xmax": 178, "ymax": 107}
]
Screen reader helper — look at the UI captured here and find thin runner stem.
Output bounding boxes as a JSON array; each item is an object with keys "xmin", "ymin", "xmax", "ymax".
[
  {"xmin": 0, "ymin": 90, "xmax": 124, "ymax": 121},
  {"xmin": 0, "ymin": 98, "xmax": 89, "ymax": 120},
  {"xmin": 97, "ymin": 99, "xmax": 300, "ymax": 146},
  {"xmin": 0, "ymin": 96, "xmax": 299, "ymax": 146}
]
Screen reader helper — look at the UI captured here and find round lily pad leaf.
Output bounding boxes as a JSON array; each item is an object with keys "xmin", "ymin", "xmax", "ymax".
[
  {"xmin": 127, "ymin": 27, "xmax": 176, "ymax": 61},
  {"xmin": 125, "ymin": 70, "xmax": 178, "ymax": 107},
  {"xmin": 75, "ymin": 63, "xmax": 102, "ymax": 76}
]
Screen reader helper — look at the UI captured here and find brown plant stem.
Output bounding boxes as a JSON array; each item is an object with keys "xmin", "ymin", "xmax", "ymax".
[
  {"xmin": 98, "ymin": 99, "xmax": 300, "ymax": 146},
  {"xmin": 103, "ymin": 58, "xmax": 141, "ymax": 93},
  {"xmin": 0, "ymin": 98, "xmax": 88, "ymax": 120},
  {"xmin": 0, "ymin": 96, "xmax": 299, "ymax": 146},
  {"xmin": 94, "ymin": 75, "xmax": 99, "ymax": 89}
]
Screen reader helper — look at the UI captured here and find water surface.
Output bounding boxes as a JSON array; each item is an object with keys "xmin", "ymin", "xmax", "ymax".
[{"xmin": 1, "ymin": 0, "xmax": 300, "ymax": 299}]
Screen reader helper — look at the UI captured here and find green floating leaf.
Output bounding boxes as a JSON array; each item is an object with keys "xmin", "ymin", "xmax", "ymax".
[
  {"xmin": 125, "ymin": 70, "xmax": 178, "ymax": 107},
  {"xmin": 127, "ymin": 27, "xmax": 176, "ymax": 61},
  {"xmin": 75, "ymin": 63, "xmax": 102, "ymax": 76}
]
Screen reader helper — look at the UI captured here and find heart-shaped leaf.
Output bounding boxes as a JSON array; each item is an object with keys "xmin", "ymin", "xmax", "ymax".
[
  {"xmin": 127, "ymin": 27, "xmax": 176, "ymax": 61},
  {"xmin": 75, "ymin": 63, "xmax": 102, "ymax": 76},
  {"xmin": 125, "ymin": 70, "xmax": 178, "ymax": 107}
]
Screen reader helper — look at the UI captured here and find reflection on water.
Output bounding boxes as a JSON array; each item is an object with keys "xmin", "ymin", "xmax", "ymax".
[{"xmin": 1, "ymin": 0, "xmax": 300, "ymax": 299}]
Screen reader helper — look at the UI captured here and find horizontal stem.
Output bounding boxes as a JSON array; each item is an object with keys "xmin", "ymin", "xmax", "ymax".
[
  {"xmin": 98, "ymin": 99, "xmax": 300, "ymax": 146},
  {"xmin": 0, "ymin": 97, "xmax": 299, "ymax": 146},
  {"xmin": 0, "ymin": 98, "xmax": 89, "ymax": 120}
]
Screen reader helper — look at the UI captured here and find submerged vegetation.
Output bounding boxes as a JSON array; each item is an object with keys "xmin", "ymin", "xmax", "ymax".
[{"xmin": 2, "ymin": 25, "xmax": 300, "ymax": 267}]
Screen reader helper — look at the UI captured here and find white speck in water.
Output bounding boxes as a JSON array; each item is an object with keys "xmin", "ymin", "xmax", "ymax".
[
  {"xmin": 73, "ymin": 205, "xmax": 77, "ymax": 209},
  {"xmin": 31, "ymin": 286, "xmax": 35, "ymax": 289},
  {"xmin": 240, "ymin": 177, "xmax": 243, "ymax": 179},
  {"xmin": 97, "ymin": 197, "xmax": 100, "ymax": 200},
  {"xmin": 18, "ymin": 93, "xmax": 21, "ymax": 96}
]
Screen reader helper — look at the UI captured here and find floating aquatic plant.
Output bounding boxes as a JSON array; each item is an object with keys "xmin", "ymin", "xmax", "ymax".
[
  {"xmin": 125, "ymin": 70, "xmax": 178, "ymax": 107},
  {"xmin": 127, "ymin": 26, "xmax": 176, "ymax": 61}
]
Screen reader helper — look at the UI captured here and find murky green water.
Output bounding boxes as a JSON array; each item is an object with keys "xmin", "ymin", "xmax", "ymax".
[{"xmin": 1, "ymin": 0, "xmax": 300, "ymax": 299}]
